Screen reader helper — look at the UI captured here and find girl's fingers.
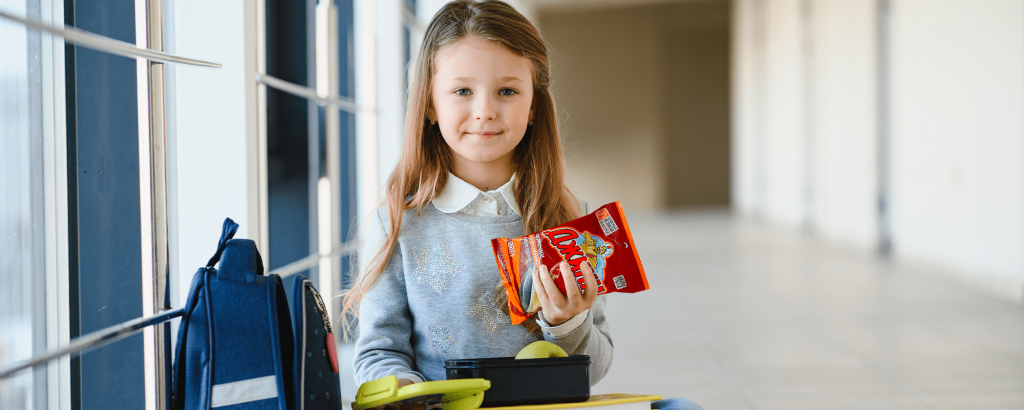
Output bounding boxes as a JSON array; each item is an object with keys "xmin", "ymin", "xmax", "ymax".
[
  {"xmin": 581, "ymin": 261, "xmax": 598, "ymax": 303},
  {"xmin": 560, "ymin": 261, "xmax": 583, "ymax": 303},
  {"xmin": 533, "ymin": 264, "xmax": 550, "ymax": 302},
  {"xmin": 538, "ymin": 261, "xmax": 565, "ymax": 303}
]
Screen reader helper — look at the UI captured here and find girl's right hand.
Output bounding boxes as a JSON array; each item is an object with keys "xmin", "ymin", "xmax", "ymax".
[
  {"xmin": 398, "ymin": 378, "xmax": 415, "ymax": 388},
  {"xmin": 533, "ymin": 260, "xmax": 598, "ymax": 326}
]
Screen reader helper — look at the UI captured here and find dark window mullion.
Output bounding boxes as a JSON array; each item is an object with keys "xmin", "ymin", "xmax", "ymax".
[{"xmin": 67, "ymin": 0, "xmax": 145, "ymax": 408}]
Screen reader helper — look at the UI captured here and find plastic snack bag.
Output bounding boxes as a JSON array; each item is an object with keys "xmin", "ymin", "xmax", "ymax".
[{"xmin": 491, "ymin": 201, "xmax": 649, "ymax": 324}]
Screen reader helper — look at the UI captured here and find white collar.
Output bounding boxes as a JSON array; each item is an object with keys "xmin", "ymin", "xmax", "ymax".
[{"xmin": 433, "ymin": 172, "xmax": 521, "ymax": 216}]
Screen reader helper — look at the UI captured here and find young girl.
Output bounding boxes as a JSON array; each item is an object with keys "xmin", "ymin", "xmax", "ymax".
[
  {"xmin": 343, "ymin": 0, "xmax": 610, "ymax": 387},
  {"xmin": 344, "ymin": 3, "xmax": 701, "ymax": 409}
]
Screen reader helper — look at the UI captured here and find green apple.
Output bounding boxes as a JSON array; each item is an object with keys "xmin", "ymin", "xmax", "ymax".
[{"xmin": 515, "ymin": 341, "xmax": 568, "ymax": 359}]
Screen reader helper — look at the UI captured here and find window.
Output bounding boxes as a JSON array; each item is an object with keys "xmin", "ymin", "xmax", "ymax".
[
  {"xmin": 0, "ymin": 0, "xmax": 69, "ymax": 408},
  {"xmin": 261, "ymin": 0, "xmax": 357, "ymax": 325},
  {"xmin": 1, "ymin": 0, "xmax": 416, "ymax": 406}
]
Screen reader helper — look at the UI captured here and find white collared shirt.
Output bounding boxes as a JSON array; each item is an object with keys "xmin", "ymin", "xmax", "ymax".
[
  {"xmin": 432, "ymin": 172, "xmax": 589, "ymax": 337},
  {"xmin": 432, "ymin": 172, "xmax": 520, "ymax": 216}
]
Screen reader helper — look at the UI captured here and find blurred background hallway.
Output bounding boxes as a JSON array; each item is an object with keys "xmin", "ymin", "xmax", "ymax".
[{"xmin": 533, "ymin": 2, "xmax": 1024, "ymax": 406}]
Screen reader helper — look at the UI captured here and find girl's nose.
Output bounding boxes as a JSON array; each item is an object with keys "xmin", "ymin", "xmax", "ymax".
[{"xmin": 474, "ymin": 97, "xmax": 497, "ymax": 121}]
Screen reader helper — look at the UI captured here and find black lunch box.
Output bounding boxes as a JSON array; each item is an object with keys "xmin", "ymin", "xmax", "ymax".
[{"xmin": 444, "ymin": 355, "xmax": 591, "ymax": 407}]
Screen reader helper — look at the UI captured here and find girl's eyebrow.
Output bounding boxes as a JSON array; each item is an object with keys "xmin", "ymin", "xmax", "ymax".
[{"xmin": 451, "ymin": 76, "xmax": 523, "ymax": 83}]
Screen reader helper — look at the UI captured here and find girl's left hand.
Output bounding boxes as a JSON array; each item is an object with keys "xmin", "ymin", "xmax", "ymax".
[{"xmin": 533, "ymin": 260, "xmax": 598, "ymax": 326}]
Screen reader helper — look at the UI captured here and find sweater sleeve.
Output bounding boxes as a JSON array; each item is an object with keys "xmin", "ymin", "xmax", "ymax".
[
  {"xmin": 352, "ymin": 209, "xmax": 425, "ymax": 385},
  {"xmin": 543, "ymin": 295, "xmax": 613, "ymax": 385}
]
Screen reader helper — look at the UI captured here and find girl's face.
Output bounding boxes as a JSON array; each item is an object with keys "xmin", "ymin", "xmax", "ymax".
[{"xmin": 429, "ymin": 36, "xmax": 535, "ymax": 169}]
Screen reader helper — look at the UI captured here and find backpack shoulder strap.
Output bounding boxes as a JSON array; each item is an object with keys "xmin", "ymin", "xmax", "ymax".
[
  {"xmin": 171, "ymin": 267, "xmax": 213, "ymax": 410},
  {"xmin": 206, "ymin": 218, "xmax": 239, "ymax": 268}
]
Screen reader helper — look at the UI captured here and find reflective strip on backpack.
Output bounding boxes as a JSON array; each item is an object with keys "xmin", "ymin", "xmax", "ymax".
[{"xmin": 210, "ymin": 375, "xmax": 279, "ymax": 408}]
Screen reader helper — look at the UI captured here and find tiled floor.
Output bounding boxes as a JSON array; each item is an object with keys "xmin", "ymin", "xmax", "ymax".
[{"xmin": 341, "ymin": 210, "xmax": 1024, "ymax": 409}]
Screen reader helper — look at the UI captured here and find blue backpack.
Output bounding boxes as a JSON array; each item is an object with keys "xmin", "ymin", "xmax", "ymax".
[{"xmin": 172, "ymin": 218, "xmax": 342, "ymax": 410}]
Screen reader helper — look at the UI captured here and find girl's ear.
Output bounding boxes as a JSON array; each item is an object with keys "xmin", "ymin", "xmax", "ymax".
[
  {"xmin": 528, "ymin": 108, "xmax": 535, "ymax": 123},
  {"xmin": 427, "ymin": 106, "xmax": 437, "ymax": 123}
]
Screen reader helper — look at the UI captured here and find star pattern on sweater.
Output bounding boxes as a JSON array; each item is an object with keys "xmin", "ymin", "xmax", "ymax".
[
  {"xmin": 429, "ymin": 325, "xmax": 456, "ymax": 355},
  {"xmin": 411, "ymin": 242, "xmax": 465, "ymax": 296},
  {"xmin": 467, "ymin": 287, "xmax": 511, "ymax": 333}
]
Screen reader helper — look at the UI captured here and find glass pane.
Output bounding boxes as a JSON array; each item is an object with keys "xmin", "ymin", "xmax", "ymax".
[
  {"xmin": 0, "ymin": 0, "xmax": 56, "ymax": 408},
  {"xmin": 266, "ymin": 0, "xmax": 313, "ymax": 283}
]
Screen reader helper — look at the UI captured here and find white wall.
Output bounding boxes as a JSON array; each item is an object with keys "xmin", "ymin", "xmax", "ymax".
[
  {"xmin": 888, "ymin": 0, "xmax": 1024, "ymax": 300},
  {"xmin": 166, "ymin": 0, "xmax": 254, "ymax": 307},
  {"xmin": 761, "ymin": 0, "xmax": 807, "ymax": 227},
  {"xmin": 376, "ymin": 0, "xmax": 405, "ymax": 199},
  {"xmin": 731, "ymin": 0, "xmax": 761, "ymax": 214},
  {"xmin": 809, "ymin": 0, "xmax": 879, "ymax": 248},
  {"xmin": 734, "ymin": 0, "xmax": 880, "ymax": 243},
  {"xmin": 733, "ymin": 0, "xmax": 1024, "ymax": 301},
  {"xmin": 354, "ymin": 0, "xmax": 411, "ymax": 226}
]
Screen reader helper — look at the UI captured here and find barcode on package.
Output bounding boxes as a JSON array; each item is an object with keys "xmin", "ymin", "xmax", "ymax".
[
  {"xmin": 613, "ymin": 275, "xmax": 627, "ymax": 290},
  {"xmin": 596, "ymin": 208, "xmax": 618, "ymax": 235}
]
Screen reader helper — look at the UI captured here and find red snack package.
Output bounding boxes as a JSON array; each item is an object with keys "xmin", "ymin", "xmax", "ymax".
[{"xmin": 491, "ymin": 201, "xmax": 649, "ymax": 324}]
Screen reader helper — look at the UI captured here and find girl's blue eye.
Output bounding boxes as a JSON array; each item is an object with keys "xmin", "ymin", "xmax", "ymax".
[
  {"xmin": 455, "ymin": 88, "xmax": 471, "ymax": 96},
  {"xmin": 499, "ymin": 88, "xmax": 517, "ymax": 96}
]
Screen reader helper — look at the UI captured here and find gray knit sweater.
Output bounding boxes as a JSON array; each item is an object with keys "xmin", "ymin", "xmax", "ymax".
[{"xmin": 353, "ymin": 204, "xmax": 614, "ymax": 385}]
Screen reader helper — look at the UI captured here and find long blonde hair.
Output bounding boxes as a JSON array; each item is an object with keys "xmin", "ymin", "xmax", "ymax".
[{"xmin": 341, "ymin": 0, "xmax": 579, "ymax": 334}]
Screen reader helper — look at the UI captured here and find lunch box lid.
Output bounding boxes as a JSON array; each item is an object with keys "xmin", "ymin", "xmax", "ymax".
[
  {"xmin": 445, "ymin": 355, "xmax": 591, "ymax": 369},
  {"xmin": 352, "ymin": 375, "xmax": 490, "ymax": 410}
]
